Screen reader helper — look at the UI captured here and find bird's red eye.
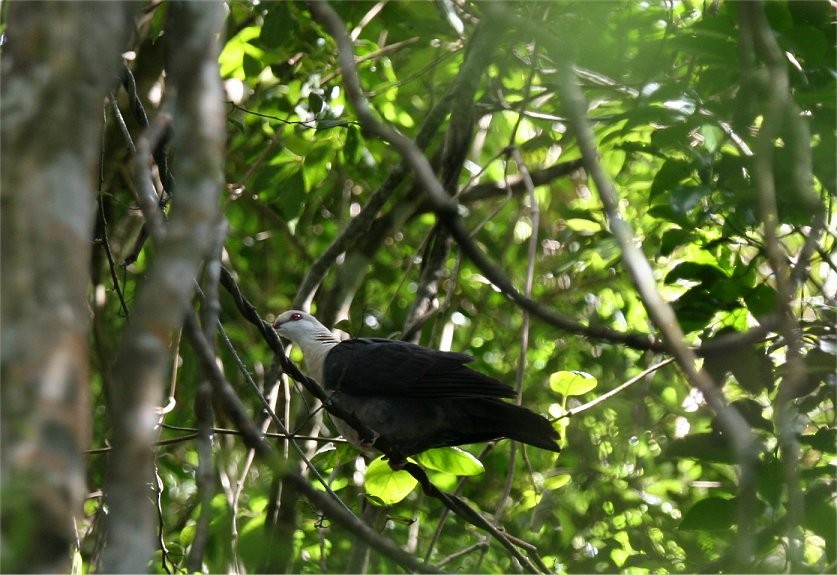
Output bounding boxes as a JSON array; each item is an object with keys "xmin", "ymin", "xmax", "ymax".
[{"xmin": 291, "ymin": 312, "xmax": 303, "ymax": 321}]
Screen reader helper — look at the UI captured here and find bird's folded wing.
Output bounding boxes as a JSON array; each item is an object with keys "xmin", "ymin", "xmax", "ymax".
[{"xmin": 324, "ymin": 338, "xmax": 516, "ymax": 399}]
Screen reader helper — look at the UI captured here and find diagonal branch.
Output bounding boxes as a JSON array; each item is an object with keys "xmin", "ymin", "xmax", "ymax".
[
  {"xmin": 739, "ymin": 3, "xmax": 813, "ymax": 568},
  {"xmin": 556, "ymin": 58, "xmax": 760, "ymax": 568},
  {"xmin": 307, "ymin": 0, "xmax": 662, "ymax": 353},
  {"xmin": 222, "ymin": 265, "xmax": 548, "ymax": 572}
]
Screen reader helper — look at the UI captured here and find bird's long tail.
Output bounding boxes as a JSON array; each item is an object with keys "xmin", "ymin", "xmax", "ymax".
[{"xmin": 473, "ymin": 399, "xmax": 561, "ymax": 453}]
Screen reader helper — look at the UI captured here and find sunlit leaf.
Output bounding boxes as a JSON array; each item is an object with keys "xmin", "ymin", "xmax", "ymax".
[
  {"xmin": 364, "ymin": 457, "xmax": 418, "ymax": 505},
  {"xmin": 416, "ymin": 447, "xmax": 484, "ymax": 476},
  {"xmin": 564, "ymin": 218, "xmax": 601, "ymax": 235},
  {"xmin": 549, "ymin": 371, "xmax": 598, "ymax": 397},
  {"xmin": 544, "ymin": 473, "xmax": 572, "ymax": 490}
]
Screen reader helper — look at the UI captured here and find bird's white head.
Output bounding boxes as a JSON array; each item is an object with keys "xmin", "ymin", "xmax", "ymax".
[
  {"xmin": 273, "ymin": 310, "xmax": 339, "ymax": 381},
  {"xmin": 273, "ymin": 310, "xmax": 338, "ymax": 348}
]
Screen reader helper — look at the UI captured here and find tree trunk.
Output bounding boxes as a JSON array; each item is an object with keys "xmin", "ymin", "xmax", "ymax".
[{"xmin": 0, "ymin": 3, "xmax": 136, "ymax": 572}]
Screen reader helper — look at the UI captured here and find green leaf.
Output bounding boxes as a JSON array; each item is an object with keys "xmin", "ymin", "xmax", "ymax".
[
  {"xmin": 799, "ymin": 427, "xmax": 837, "ymax": 454},
  {"xmin": 180, "ymin": 521, "xmax": 196, "ymax": 547},
  {"xmin": 757, "ymin": 458, "xmax": 784, "ymax": 507},
  {"xmin": 669, "ymin": 185, "xmax": 711, "ymax": 216},
  {"xmin": 243, "ymin": 52, "xmax": 263, "ymax": 79},
  {"xmin": 564, "ymin": 218, "xmax": 602, "ymax": 235},
  {"xmin": 665, "ymin": 433, "xmax": 736, "ymax": 464},
  {"xmin": 729, "ymin": 348, "xmax": 774, "ymax": 394},
  {"xmin": 343, "ymin": 125, "xmax": 362, "ymax": 164},
  {"xmin": 316, "ymin": 118, "xmax": 352, "ymax": 131},
  {"xmin": 416, "ymin": 447, "xmax": 485, "ymax": 476},
  {"xmin": 659, "ymin": 228, "xmax": 691, "ymax": 257},
  {"xmin": 308, "ymin": 92, "xmax": 324, "ymax": 115},
  {"xmin": 549, "ymin": 371, "xmax": 598, "ymax": 397},
  {"xmin": 743, "ymin": 283, "xmax": 779, "ymax": 318},
  {"xmin": 543, "ymin": 473, "xmax": 572, "ymax": 490},
  {"xmin": 664, "ymin": 262, "xmax": 727, "ymax": 285},
  {"xmin": 650, "ymin": 158, "xmax": 692, "ymax": 200},
  {"xmin": 700, "ymin": 124, "xmax": 725, "ymax": 154},
  {"xmin": 671, "ymin": 287, "xmax": 721, "ymax": 333},
  {"xmin": 804, "ymin": 483, "xmax": 837, "ymax": 561},
  {"xmin": 680, "ymin": 497, "xmax": 735, "ymax": 531},
  {"xmin": 729, "ymin": 399, "xmax": 772, "ymax": 431},
  {"xmin": 274, "ymin": 168, "xmax": 307, "ymax": 220},
  {"xmin": 259, "ymin": 3, "xmax": 299, "ymax": 50},
  {"xmin": 364, "ymin": 457, "xmax": 418, "ymax": 505}
]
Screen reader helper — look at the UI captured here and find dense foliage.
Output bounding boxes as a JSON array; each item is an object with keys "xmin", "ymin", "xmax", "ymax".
[{"xmin": 17, "ymin": 1, "xmax": 835, "ymax": 573}]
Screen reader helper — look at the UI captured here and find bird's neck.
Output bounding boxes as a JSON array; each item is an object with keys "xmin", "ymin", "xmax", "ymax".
[{"xmin": 297, "ymin": 328, "xmax": 340, "ymax": 383}]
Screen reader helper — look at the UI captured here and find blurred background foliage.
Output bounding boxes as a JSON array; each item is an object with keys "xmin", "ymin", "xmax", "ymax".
[{"xmin": 85, "ymin": 1, "xmax": 834, "ymax": 573}]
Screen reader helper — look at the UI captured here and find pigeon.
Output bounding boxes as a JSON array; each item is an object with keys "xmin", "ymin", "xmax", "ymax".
[{"xmin": 273, "ymin": 310, "xmax": 560, "ymax": 457}]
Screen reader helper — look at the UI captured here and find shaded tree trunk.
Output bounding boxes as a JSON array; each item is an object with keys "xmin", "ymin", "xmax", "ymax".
[{"xmin": 0, "ymin": 2, "xmax": 137, "ymax": 572}]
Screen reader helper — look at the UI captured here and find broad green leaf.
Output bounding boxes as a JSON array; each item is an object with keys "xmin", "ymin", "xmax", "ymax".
[
  {"xmin": 180, "ymin": 521, "xmax": 196, "ymax": 547},
  {"xmin": 543, "ymin": 473, "xmax": 572, "ymax": 490},
  {"xmin": 364, "ymin": 457, "xmax": 417, "ymax": 505},
  {"xmin": 259, "ymin": 3, "xmax": 299, "ymax": 50},
  {"xmin": 669, "ymin": 185, "xmax": 711, "ymax": 216},
  {"xmin": 308, "ymin": 92, "xmax": 324, "ymax": 115},
  {"xmin": 665, "ymin": 433, "xmax": 736, "ymax": 464},
  {"xmin": 679, "ymin": 497, "xmax": 735, "ymax": 531},
  {"xmin": 71, "ymin": 548, "xmax": 83, "ymax": 575},
  {"xmin": 343, "ymin": 125, "xmax": 363, "ymax": 164},
  {"xmin": 743, "ymin": 283, "xmax": 779, "ymax": 318},
  {"xmin": 664, "ymin": 262, "xmax": 727, "ymax": 285},
  {"xmin": 274, "ymin": 168, "xmax": 307, "ymax": 220},
  {"xmin": 650, "ymin": 158, "xmax": 692, "ymax": 200},
  {"xmin": 416, "ymin": 447, "xmax": 484, "ymax": 476},
  {"xmin": 804, "ymin": 482, "xmax": 837, "ymax": 549},
  {"xmin": 218, "ymin": 26, "xmax": 261, "ymax": 79},
  {"xmin": 564, "ymin": 218, "xmax": 602, "ymax": 235},
  {"xmin": 316, "ymin": 118, "xmax": 352, "ymax": 131},
  {"xmin": 549, "ymin": 371, "xmax": 598, "ymax": 397},
  {"xmin": 700, "ymin": 124, "xmax": 725, "ymax": 153},
  {"xmin": 670, "ymin": 287, "xmax": 722, "ymax": 333},
  {"xmin": 659, "ymin": 228, "xmax": 691, "ymax": 257}
]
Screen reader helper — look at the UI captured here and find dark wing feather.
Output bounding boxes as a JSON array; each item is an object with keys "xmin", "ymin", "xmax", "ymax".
[{"xmin": 324, "ymin": 338, "xmax": 515, "ymax": 399}]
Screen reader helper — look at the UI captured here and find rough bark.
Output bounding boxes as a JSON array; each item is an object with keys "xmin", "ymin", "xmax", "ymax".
[
  {"xmin": 100, "ymin": 2, "xmax": 227, "ymax": 572},
  {"xmin": 0, "ymin": 3, "xmax": 137, "ymax": 572}
]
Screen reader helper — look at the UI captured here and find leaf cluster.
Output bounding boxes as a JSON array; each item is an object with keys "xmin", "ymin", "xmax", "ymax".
[{"xmin": 81, "ymin": 1, "xmax": 835, "ymax": 573}]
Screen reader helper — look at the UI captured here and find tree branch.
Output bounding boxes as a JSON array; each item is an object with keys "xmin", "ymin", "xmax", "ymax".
[
  {"xmin": 739, "ymin": 3, "xmax": 812, "ymax": 568},
  {"xmin": 556, "ymin": 57, "xmax": 760, "ymax": 568},
  {"xmin": 102, "ymin": 2, "xmax": 226, "ymax": 571},
  {"xmin": 307, "ymin": 0, "xmax": 662, "ymax": 353}
]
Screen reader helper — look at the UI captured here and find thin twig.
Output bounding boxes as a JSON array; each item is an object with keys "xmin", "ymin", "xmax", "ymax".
[
  {"xmin": 185, "ymin": 224, "xmax": 226, "ymax": 572},
  {"xmin": 434, "ymin": 540, "xmax": 489, "ymax": 568},
  {"xmin": 97, "ymin": 104, "xmax": 130, "ymax": 317},
  {"xmin": 561, "ymin": 359, "xmax": 675, "ymax": 419},
  {"xmin": 496, "ymin": 147, "xmax": 541, "ymax": 525}
]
